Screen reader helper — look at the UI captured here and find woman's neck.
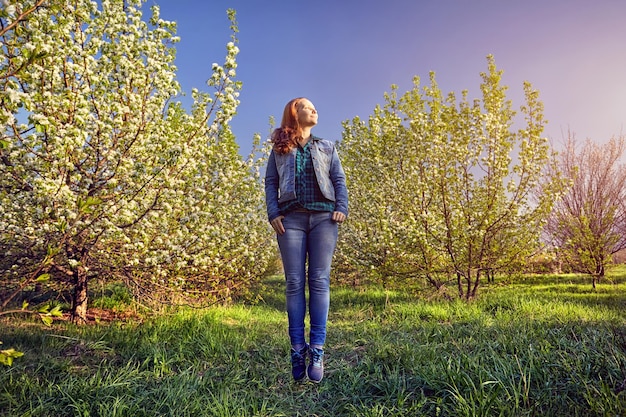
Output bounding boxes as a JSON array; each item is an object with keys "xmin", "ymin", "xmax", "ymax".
[{"xmin": 299, "ymin": 127, "xmax": 312, "ymax": 146}]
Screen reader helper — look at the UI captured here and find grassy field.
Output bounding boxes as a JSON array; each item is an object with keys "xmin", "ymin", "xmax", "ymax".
[{"xmin": 1, "ymin": 270, "xmax": 626, "ymax": 416}]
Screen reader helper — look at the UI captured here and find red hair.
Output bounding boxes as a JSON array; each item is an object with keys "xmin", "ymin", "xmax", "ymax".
[{"xmin": 271, "ymin": 97, "xmax": 306, "ymax": 154}]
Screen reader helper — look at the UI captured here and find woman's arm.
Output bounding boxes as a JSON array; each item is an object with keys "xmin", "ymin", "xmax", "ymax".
[
  {"xmin": 329, "ymin": 146, "xmax": 348, "ymax": 217},
  {"xmin": 264, "ymin": 150, "xmax": 282, "ymax": 222}
]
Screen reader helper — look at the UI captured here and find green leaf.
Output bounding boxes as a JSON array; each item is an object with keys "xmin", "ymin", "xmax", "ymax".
[
  {"xmin": 77, "ymin": 196, "xmax": 102, "ymax": 214},
  {"xmin": 36, "ymin": 273, "xmax": 51, "ymax": 282},
  {"xmin": 49, "ymin": 305, "xmax": 63, "ymax": 317},
  {"xmin": 0, "ymin": 348, "xmax": 24, "ymax": 366},
  {"xmin": 37, "ymin": 305, "xmax": 50, "ymax": 314}
]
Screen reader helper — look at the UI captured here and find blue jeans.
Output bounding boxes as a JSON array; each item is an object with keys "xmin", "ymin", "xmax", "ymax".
[{"xmin": 277, "ymin": 211, "xmax": 338, "ymax": 347}]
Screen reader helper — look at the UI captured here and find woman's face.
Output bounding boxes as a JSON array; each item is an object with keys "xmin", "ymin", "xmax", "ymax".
[{"xmin": 296, "ymin": 99, "xmax": 318, "ymax": 127}]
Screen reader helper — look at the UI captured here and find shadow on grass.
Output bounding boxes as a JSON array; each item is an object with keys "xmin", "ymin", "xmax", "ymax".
[
  {"xmin": 505, "ymin": 269, "xmax": 626, "ymax": 287},
  {"xmin": 253, "ymin": 275, "xmax": 285, "ymax": 311},
  {"xmin": 254, "ymin": 274, "xmax": 419, "ymax": 314},
  {"xmin": 257, "ymin": 272, "xmax": 626, "ymax": 322}
]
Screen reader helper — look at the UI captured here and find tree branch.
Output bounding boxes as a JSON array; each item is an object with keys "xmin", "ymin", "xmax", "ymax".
[{"xmin": 0, "ymin": 0, "xmax": 47, "ymax": 38}]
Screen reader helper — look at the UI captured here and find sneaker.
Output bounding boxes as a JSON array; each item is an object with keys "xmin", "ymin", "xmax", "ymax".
[
  {"xmin": 307, "ymin": 347, "xmax": 324, "ymax": 383},
  {"xmin": 290, "ymin": 344, "xmax": 308, "ymax": 381}
]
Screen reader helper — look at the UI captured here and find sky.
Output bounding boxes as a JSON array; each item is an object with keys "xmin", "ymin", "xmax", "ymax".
[{"xmin": 153, "ymin": 0, "xmax": 626, "ymax": 156}]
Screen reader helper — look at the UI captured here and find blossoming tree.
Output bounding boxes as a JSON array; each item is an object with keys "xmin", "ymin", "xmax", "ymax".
[
  {"xmin": 544, "ymin": 135, "xmax": 626, "ymax": 287},
  {"xmin": 337, "ymin": 56, "xmax": 564, "ymax": 299},
  {"xmin": 0, "ymin": 0, "xmax": 273, "ymax": 322}
]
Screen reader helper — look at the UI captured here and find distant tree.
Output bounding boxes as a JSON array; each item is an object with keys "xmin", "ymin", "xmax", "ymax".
[
  {"xmin": 544, "ymin": 135, "xmax": 626, "ymax": 287},
  {"xmin": 0, "ymin": 0, "xmax": 273, "ymax": 322},
  {"xmin": 337, "ymin": 56, "xmax": 564, "ymax": 299}
]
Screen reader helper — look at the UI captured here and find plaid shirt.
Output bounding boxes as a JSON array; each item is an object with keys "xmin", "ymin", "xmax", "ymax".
[{"xmin": 279, "ymin": 141, "xmax": 335, "ymax": 214}]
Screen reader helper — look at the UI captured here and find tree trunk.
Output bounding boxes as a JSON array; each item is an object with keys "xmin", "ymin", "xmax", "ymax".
[
  {"xmin": 456, "ymin": 272, "xmax": 464, "ymax": 298},
  {"xmin": 71, "ymin": 265, "xmax": 89, "ymax": 324},
  {"xmin": 426, "ymin": 273, "xmax": 444, "ymax": 290},
  {"xmin": 470, "ymin": 271, "xmax": 480, "ymax": 299},
  {"xmin": 591, "ymin": 263, "xmax": 604, "ymax": 289}
]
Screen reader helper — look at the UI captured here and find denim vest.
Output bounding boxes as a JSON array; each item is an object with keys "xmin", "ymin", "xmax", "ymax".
[{"xmin": 265, "ymin": 136, "xmax": 348, "ymax": 221}]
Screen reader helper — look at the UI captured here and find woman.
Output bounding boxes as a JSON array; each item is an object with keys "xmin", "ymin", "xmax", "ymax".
[{"xmin": 265, "ymin": 97, "xmax": 348, "ymax": 383}]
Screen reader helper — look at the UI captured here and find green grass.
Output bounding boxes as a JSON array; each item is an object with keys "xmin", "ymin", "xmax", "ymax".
[{"xmin": 2, "ymin": 271, "xmax": 626, "ymax": 416}]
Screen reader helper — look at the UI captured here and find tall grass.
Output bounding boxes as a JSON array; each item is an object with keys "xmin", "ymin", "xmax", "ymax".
[{"xmin": 1, "ymin": 271, "xmax": 625, "ymax": 416}]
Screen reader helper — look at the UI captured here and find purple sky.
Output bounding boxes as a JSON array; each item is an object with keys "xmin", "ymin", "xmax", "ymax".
[{"xmin": 156, "ymin": 0, "xmax": 626, "ymax": 155}]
